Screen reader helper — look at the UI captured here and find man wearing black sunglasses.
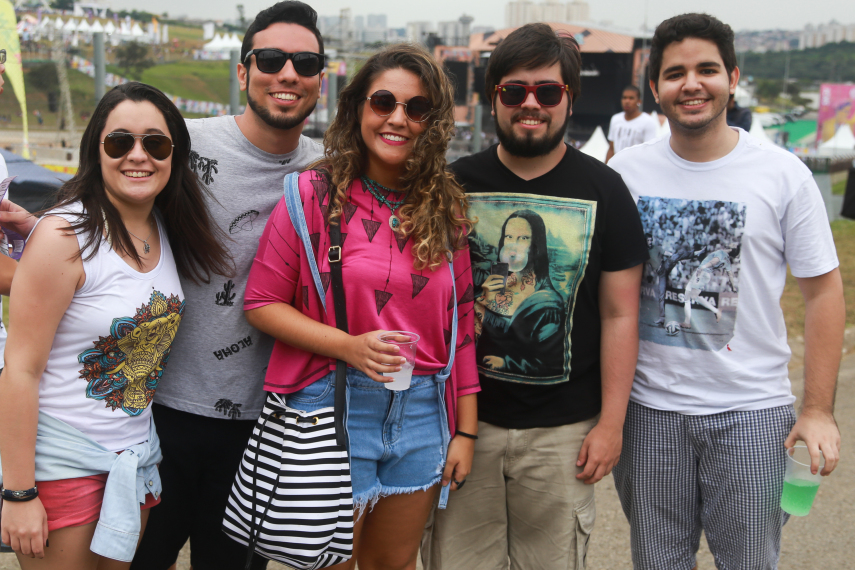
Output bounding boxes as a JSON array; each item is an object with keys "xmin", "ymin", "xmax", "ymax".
[
  {"xmin": 422, "ymin": 23, "xmax": 647, "ymax": 570},
  {"xmin": 131, "ymin": 3, "xmax": 323, "ymax": 570}
]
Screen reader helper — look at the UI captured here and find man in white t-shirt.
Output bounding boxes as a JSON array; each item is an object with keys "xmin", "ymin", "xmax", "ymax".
[
  {"xmin": 609, "ymin": 13, "xmax": 844, "ymax": 570},
  {"xmin": 605, "ymin": 85, "xmax": 658, "ymax": 162}
]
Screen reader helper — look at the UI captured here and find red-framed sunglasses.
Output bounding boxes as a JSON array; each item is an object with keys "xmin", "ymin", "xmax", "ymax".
[{"xmin": 495, "ymin": 83, "xmax": 570, "ymax": 107}]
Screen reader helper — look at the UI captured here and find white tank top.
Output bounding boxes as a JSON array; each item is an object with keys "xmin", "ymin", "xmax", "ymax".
[{"xmin": 35, "ymin": 204, "xmax": 184, "ymax": 452}]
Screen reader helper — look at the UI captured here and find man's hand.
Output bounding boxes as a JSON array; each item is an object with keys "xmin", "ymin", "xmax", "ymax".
[
  {"xmin": 784, "ymin": 408, "xmax": 840, "ymax": 476},
  {"xmin": 0, "ymin": 200, "xmax": 36, "ymax": 238},
  {"xmin": 575, "ymin": 421, "xmax": 623, "ymax": 484}
]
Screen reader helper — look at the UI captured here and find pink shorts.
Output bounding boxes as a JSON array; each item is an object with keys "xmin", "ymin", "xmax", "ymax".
[{"xmin": 38, "ymin": 474, "xmax": 161, "ymax": 531}]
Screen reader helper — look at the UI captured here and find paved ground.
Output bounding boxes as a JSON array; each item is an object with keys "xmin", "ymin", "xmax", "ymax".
[{"xmin": 3, "ymin": 332, "xmax": 853, "ymax": 569}]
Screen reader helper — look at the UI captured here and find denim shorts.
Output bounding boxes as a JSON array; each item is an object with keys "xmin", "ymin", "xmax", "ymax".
[{"xmin": 285, "ymin": 369, "xmax": 449, "ymax": 514}]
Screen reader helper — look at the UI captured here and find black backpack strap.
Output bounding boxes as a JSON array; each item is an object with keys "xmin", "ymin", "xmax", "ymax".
[{"xmin": 328, "ymin": 221, "xmax": 349, "ymax": 449}]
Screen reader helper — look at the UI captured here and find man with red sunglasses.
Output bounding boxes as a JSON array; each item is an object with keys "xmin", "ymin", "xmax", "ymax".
[
  {"xmin": 422, "ymin": 23, "xmax": 647, "ymax": 570},
  {"xmin": 130, "ymin": 2, "xmax": 323, "ymax": 569}
]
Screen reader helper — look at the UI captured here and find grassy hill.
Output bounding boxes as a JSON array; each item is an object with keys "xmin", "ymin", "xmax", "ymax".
[
  {"xmin": 106, "ymin": 60, "xmax": 246, "ymax": 105},
  {"xmin": 0, "ymin": 58, "xmax": 246, "ymax": 132}
]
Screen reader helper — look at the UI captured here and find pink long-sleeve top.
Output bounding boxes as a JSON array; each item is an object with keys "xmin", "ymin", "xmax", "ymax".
[{"xmin": 244, "ymin": 170, "xmax": 479, "ymax": 435}]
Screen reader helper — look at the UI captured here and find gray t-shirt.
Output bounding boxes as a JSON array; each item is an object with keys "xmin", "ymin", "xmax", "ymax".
[{"xmin": 153, "ymin": 116, "xmax": 322, "ymax": 420}]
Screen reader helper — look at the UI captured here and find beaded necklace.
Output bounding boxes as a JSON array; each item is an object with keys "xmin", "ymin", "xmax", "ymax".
[{"xmin": 362, "ymin": 175, "xmax": 406, "ymax": 230}]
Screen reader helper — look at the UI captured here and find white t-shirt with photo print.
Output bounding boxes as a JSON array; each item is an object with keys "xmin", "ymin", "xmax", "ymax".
[{"xmin": 610, "ymin": 129, "xmax": 838, "ymax": 415}]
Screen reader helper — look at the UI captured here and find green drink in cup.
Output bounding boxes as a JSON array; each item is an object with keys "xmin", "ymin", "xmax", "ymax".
[{"xmin": 780, "ymin": 443, "xmax": 824, "ymax": 516}]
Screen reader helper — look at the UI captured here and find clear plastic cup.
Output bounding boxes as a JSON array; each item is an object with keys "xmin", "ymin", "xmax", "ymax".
[
  {"xmin": 377, "ymin": 331, "xmax": 419, "ymax": 391},
  {"xmin": 780, "ymin": 443, "xmax": 824, "ymax": 516}
]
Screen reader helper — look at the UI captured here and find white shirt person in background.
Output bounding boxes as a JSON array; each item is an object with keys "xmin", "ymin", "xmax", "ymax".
[{"xmin": 605, "ymin": 85, "xmax": 659, "ymax": 163}]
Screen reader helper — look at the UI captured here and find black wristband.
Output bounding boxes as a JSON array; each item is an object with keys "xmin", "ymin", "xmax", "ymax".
[
  {"xmin": 455, "ymin": 430, "xmax": 478, "ymax": 440},
  {"xmin": 1, "ymin": 486, "xmax": 39, "ymax": 502}
]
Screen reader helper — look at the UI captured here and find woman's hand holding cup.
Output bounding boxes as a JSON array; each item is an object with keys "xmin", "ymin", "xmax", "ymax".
[{"xmin": 344, "ymin": 330, "xmax": 406, "ymax": 383}]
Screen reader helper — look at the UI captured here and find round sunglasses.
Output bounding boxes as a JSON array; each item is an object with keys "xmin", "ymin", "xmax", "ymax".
[
  {"xmin": 366, "ymin": 90, "xmax": 433, "ymax": 123},
  {"xmin": 101, "ymin": 132, "xmax": 174, "ymax": 161},
  {"xmin": 244, "ymin": 49, "xmax": 325, "ymax": 77},
  {"xmin": 495, "ymin": 83, "xmax": 570, "ymax": 107}
]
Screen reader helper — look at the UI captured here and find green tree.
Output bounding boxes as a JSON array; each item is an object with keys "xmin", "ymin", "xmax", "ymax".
[
  {"xmin": 115, "ymin": 42, "xmax": 155, "ymax": 80},
  {"xmin": 754, "ymin": 79, "xmax": 780, "ymax": 102}
]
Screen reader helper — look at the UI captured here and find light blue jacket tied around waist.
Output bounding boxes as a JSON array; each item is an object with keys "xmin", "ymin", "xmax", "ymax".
[{"xmin": 0, "ymin": 412, "xmax": 162, "ymax": 562}]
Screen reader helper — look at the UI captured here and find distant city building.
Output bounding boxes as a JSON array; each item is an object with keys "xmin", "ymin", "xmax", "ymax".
[
  {"xmin": 437, "ymin": 15, "xmax": 474, "ymax": 47},
  {"xmin": 367, "ymin": 14, "xmax": 388, "ymax": 29},
  {"xmin": 800, "ymin": 21, "xmax": 855, "ymax": 49},
  {"xmin": 566, "ymin": 1, "xmax": 590, "ymax": 23},
  {"xmin": 471, "ymin": 25, "xmax": 496, "ymax": 35},
  {"xmin": 407, "ymin": 21, "xmax": 434, "ymax": 44},
  {"xmin": 505, "ymin": 0, "xmax": 590, "ymax": 27},
  {"xmin": 734, "ymin": 29, "xmax": 800, "ymax": 53}
]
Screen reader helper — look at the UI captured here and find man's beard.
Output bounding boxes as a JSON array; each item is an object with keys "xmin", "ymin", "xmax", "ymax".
[
  {"xmin": 246, "ymin": 83, "xmax": 317, "ymax": 131},
  {"xmin": 495, "ymin": 112, "xmax": 569, "ymax": 158}
]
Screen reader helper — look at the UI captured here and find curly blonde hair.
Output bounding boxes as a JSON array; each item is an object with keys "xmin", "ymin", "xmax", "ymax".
[{"xmin": 318, "ymin": 43, "xmax": 472, "ymax": 270}]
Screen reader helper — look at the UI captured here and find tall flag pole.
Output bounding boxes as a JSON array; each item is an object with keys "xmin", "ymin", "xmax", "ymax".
[{"xmin": 0, "ymin": 0, "xmax": 29, "ymax": 158}]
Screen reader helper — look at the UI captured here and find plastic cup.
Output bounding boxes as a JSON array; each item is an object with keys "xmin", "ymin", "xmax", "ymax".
[
  {"xmin": 377, "ymin": 331, "xmax": 419, "ymax": 391},
  {"xmin": 780, "ymin": 443, "xmax": 824, "ymax": 516},
  {"xmin": 5, "ymin": 229, "xmax": 25, "ymax": 260}
]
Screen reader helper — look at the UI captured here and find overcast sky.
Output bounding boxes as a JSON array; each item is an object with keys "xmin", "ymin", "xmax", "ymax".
[{"xmin": 108, "ymin": 0, "xmax": 852, "ymax": 34}]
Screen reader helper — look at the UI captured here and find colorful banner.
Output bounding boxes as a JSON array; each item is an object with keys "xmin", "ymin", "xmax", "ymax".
[
  {"xmin": 0, "ymin": 0, "xmax": 29, "ymax": 157},
  {"xmin": 817, "ymin": 83, "xmax": 855, "ymax": 144}
]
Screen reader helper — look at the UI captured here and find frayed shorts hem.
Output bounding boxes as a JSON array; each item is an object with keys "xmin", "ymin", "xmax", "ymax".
[{"xmin": 353, "ymin": 476, "xmax": 442, "ymax": 519}]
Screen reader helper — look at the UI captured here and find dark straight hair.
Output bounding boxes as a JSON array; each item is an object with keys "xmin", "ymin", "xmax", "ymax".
[
  {"xmin": 485, "ymin": 23, "xmax": 582, "ymax": 108},
  {"xmin": 623, "ymin": 85, "xmax": 641, "ymax": 97},
  {"xmin": 52, "ymin": 82, "xmax": 234, "ymax": 284},
  {"xmin": 649, "ymin": 13, "xmax": 737, "ymax": 88},
  {"xmin": 241, "ymin": 0, "xmax": 324, "ymax": 62}
]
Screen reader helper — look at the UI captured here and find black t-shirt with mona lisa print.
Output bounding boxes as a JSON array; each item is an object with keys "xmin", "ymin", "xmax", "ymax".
[{"xmin": 451, "ymin": 144, "xmax": 647, "ymax": 429}]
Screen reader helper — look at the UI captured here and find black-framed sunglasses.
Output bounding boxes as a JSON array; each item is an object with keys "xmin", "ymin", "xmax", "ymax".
[
  {"xmin": 366, "ymin": 90, "xmax": 433, "ymax": 123},
  {"xmin": 101, "ymin": 132, "xmax": 174, "ymax": 161},
  {"xmin": 244, "ymin": 49, "xmax": 325, "ymax": 77},
  {"xmin": 0, "ymin": 50, "xmax": 6, "ymax": 65},
  {"xmin": 495, "ymin": 83, "xmax": 570, "ymax": 107}
]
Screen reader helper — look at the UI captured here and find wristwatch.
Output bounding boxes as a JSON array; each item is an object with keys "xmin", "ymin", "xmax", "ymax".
[{"xmin": 1, "ymin": 486, "xmax": 39, "ymax": 502}]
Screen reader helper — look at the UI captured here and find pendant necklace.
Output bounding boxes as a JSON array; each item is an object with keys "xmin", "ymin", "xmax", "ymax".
[
  {"xmin": 362, "ymin": 176, "xmax": 406, "ymax": 230},
  {"xmin": 127, "ymin": 218, "xmax": 155, "ymax": 254}
]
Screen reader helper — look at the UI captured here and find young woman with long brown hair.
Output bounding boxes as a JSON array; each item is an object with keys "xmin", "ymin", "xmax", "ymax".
[
  {"xmin": 0, "ymin": 82, "xmax": 232, "ymax": 569},
  {"xmin": 243, "ymin": 44, "xmax": 479, "ymax": 569}
]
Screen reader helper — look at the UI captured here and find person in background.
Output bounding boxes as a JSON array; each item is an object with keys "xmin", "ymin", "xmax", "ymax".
[
  {"xmin": 726, "ymin": 93, "xmax": 752, "ymax": 131},
  {"xmin": 605, "ymin": 85, "xmax": 659, "ymax": 162},
  {"xmin": 0, "ymin": 81, "xmax": 232, "ymax": 568},
  {"xmin": 0, "ymin": 50, "xmax": 16, "ymax": 387}
]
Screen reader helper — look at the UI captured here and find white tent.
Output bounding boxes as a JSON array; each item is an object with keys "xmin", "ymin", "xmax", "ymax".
[
  {"xmin": 103, "ymin": 21, "xmax": 116, "ymax": 34},
  {"xmin": 54, "ymin": 18, "xmax": 65, "ymax": 30},
  {"xmin": 818, "ymin": 125, "xmax": 855, "ymax": 156},
  {"xmin": 580, "ymin": 126, "xmax": 609, "ymax": 162},
  {"xmin": 77, "ymin": 20, "xmax": 91, "ymax": 33},
  {"xmin": 749, "ymin": 114, "xmax": 773, "ymax": 143},
  {"xmin": 90, "ymin": 20, "xmax": 104, "ymax": 33},
  {"xmin": 130, "ymin": 23, "xmax": 145, "ymax": 37},
  {"xmin": 202, "ymin": 32, "xmax": 241, "ymax": 53},
  {"xmin": 63, "ymin": 19, "xmax": 78, "ymax": 32}
]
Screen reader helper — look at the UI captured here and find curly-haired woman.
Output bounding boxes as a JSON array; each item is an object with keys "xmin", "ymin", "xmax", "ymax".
[{"xmin": 243, "ymin": 43, "xmax": 479, "ymax": 568}]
